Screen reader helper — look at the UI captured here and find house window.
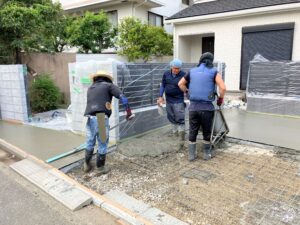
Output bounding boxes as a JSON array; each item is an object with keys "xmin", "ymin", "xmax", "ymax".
[
  {"xmin": 182, "ymin": 0, "xmax": 190, "ymax": 5},
  {"xmin": 148, "ymin": 12, "xmax": 163, "ymax": 27},
  {"xmin": 106, "ymin": 10, "xmax": 118, "ymax": 27}
]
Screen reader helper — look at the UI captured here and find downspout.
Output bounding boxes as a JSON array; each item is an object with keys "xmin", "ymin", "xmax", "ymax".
[{"xmin": 133, "ymin": 0, "xmax": 147, "ymax": 17}]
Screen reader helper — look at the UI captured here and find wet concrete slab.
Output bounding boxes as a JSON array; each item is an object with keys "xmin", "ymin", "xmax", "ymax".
[
  {"xmin": 223, "ymin": 109, "xmax": 300, "ymax": 150},
  {"xmin": 0, "ymin": 121, "xmax": 85, "ymax": 161}
]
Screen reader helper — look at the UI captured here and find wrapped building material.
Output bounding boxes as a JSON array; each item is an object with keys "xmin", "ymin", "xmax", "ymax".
[{"xmin": 246, "ymin": 56, "xmax": 300, "ymax": 116}]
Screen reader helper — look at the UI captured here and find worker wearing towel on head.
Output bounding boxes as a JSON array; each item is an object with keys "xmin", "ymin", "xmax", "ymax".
[{"xmin": 157, "ymin": 59, "xmax": 186, "ymax": 150}]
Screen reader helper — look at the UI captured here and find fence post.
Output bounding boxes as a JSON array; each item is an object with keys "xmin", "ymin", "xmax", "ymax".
[{"xmin": 150, "ymin": 64, "xmax": 154, "ymax": 105}]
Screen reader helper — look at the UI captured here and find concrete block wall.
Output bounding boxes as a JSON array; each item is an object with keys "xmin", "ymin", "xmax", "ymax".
[{"xmin": 0, "ymin": 65, "xmax": 29, "ymax": 122}]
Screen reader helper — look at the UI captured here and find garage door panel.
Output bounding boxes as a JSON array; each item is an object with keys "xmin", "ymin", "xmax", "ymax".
[{"xmin": 240, "ymin": 27, "xmax": 294, "ymax": 90}]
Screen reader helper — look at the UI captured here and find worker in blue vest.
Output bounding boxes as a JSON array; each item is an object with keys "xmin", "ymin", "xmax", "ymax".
[
  {"xmin": 157, "ymin": 59, "xmax": 186, "ymax": 150},
  {"xmin": 178, "ymin": 52, "xmax": 226, "ymax": 161}
]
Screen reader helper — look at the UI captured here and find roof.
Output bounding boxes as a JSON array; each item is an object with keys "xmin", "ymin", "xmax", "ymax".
[
  {"xmin": 62, "ymin": 0, "xmax": 163, "ymax": 11},
  {"xmin": 166, "ymin": 0, "xmax": 300, "ymax": 20}
]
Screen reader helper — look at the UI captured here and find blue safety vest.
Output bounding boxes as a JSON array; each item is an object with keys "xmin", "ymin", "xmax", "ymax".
[{"xmin": 189, "ymin": 63, "xmax": 217, "ymax": 102}]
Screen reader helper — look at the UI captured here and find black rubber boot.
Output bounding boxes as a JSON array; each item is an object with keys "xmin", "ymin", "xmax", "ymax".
[
  {"xmin": 203, "ymin": 143, "xmax": 212, "ymax": 160},
  {"xmin": 96, "ymin": 154, "xmax": 110, "ymax": 175},
  {"xmin": 178, "ymin": 131, "xmax": 185, "ymax": 151},
  {"xmin": 188, "ymin": 143, "xmax": 197, "ymax": 161},
  {"xmin": 83, "ymin": 150, "xmax": 93, "ymax": 173}
]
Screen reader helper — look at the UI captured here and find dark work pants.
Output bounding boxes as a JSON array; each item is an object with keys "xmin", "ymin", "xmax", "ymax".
[
  {"xmin": 189, "ymin": 110, "xmax": 214, "ymax": 142},
  {"xmin": 166, "ymin": 102, "xmax": 185, "ymax": 125}
]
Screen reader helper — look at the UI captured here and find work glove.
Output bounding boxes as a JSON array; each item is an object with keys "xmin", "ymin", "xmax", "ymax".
[
  {"xmin": 217, "ymin": 97, "xmax": 224, "ymax": 106},
  {"xmin": 125, "ymin": 107, "xmax": 133, "ymax": 120}
]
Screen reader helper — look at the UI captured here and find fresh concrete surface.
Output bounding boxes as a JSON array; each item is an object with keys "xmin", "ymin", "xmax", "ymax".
[
  {"xmin": 10, "ymin": 159, "xmax": 92, "ymax": 211},
  {"xmin": 0, "ymin": 120, "xmax": 85, "ymax": 161},
  {"xmin": 223, "ymin": 109, "xmax": 300, "ymax": 150},
  {"xmin": 0, "ymin": 149, "xmax": 119, "ymax": 225}
]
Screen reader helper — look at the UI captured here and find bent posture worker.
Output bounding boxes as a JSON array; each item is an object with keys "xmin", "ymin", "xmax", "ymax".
[{"xmin": 178, "ymin": 52, "xmax": 226, "ymax": 161}]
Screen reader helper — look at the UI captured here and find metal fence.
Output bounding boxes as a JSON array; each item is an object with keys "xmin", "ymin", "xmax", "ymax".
[{"xmin": 117, "ymin": 63, "xmax": 225, "ymax": 110}]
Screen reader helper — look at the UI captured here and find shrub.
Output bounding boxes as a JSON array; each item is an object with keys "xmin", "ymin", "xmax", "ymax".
[
  {"xmin": 29, "ymin": 73, "xmax": 60, "ymax": 112},
  {"xmin": 117, "ymin": 17, "xmax": 173, "ymax": 62}
]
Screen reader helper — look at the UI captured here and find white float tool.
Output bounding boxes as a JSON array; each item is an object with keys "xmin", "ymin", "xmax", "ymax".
[{"xmin": 157, "ymin": 103, "xmax": 165, "ymax": 116}]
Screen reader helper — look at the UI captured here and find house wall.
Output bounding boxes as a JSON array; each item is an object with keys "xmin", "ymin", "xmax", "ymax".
[
  {"xmin": 83, "ymin": 3, "xmax": 149, "ymax": 24},
  {"xmin": 150, "ymin": 0, "xmax": 190, "ymax": 33},
  {"xmin": 174, "ymin": 10, "xmax": 300, "ymax": 90},
  {"xmin": 177, "ymin": 35, "xmax": 203, "ymax": 62}
]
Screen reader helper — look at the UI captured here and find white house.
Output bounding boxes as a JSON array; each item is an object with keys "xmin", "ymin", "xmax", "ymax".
[
  {"xmin": 150, "ymin": 0, "xmax": 192, "ymax": 33},
  {"xmin": 60, "ymin": 0, "xmax": 192, "ymax": 33},
  {"xmin": 165, "ymin": 0, "xmax": 300, "ymax": 90}
]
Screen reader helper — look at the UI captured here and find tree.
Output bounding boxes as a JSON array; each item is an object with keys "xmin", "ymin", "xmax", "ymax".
[
  {"xmin": 68, "ymin": 11, "xmax": 116, "ymax": 53},
  {"xmin": 117, "ymin": 17, "xmax": 173, "ymax": 62},
  {"xmin": 0, "ymin": 2, "xmax": 40, "ymax": 63},
  {"xmin": 117, "ymin": 17, "xmax": 147, "ymax": 62},
  {"xmin": 146, "ymin": 26, "xmax": 173, "ymax": 57},
  {"xmin": 52, "ymin": 15, "xmax": 73, "ymax": 53},
  {"xmin": 0, "ymin": 0, "xmax": 68, "ymax": 64},
  {"xmin": 36, "ymin": 5, "xmax": 72, "ymax": 53}
]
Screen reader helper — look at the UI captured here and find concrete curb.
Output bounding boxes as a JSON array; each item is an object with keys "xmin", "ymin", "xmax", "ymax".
[{"xmin": 0, "ymin": 138, "xmax": 154, "ymax": 225}]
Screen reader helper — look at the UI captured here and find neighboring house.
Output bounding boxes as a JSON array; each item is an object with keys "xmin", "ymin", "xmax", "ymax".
[
  {"xmin": 60, "ymin": 0, "xmax": 191, "ymax": 33},
  {"xmin": 61, "ymin": 0, "xmax": 163, "ymax": 27},
  {"xmin": 150, "ymin": 0, "xmax": 192, "ymax": 33},
  {"xmin": 165, "ymin": 0, "xmax": 300, "ymax": 90}
]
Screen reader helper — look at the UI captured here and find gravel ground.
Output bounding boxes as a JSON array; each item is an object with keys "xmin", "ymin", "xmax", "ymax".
[{"xmin": 68, "ymin": 127, "xmax": 300, "ymax": 225}]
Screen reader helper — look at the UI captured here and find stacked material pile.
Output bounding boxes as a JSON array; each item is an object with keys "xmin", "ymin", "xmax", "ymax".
[{"xmin": 247, "ymin": 60, "xmax": 300, "ymax": 116}]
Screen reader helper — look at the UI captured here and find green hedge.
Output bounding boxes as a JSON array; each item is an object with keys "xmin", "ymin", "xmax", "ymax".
[{"xmin": 29, "ymin": 73, "xmax": 61, "ymax": 113}]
